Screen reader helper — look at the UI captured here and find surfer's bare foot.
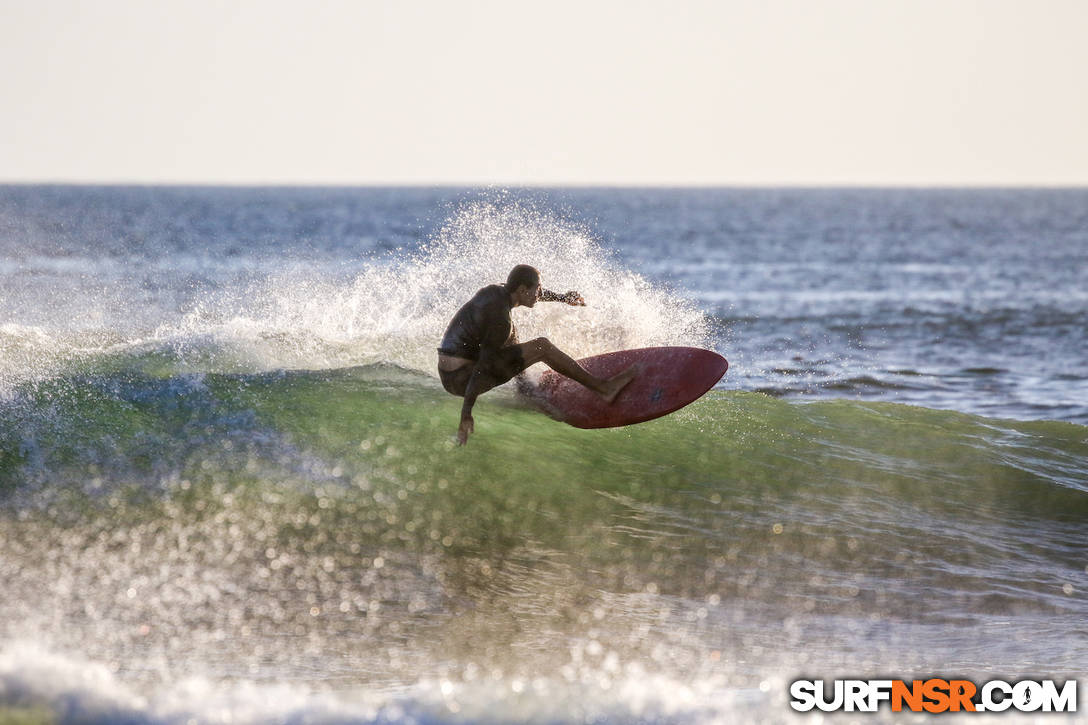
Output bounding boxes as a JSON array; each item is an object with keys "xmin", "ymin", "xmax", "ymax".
[{"xmin": 599, "ymin": 364, "xmax": 639, "ymax": 404}]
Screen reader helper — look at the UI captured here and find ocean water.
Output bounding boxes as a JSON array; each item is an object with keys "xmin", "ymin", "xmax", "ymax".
[{"xmin": 0, "ymin": 186, "xmax": 1085, "ymax": 723}]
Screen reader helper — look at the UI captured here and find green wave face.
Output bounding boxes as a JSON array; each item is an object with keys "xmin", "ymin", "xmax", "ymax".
[{"xmin": 1, "ymin": 365, "xmax": 1086, "ymax": 688}]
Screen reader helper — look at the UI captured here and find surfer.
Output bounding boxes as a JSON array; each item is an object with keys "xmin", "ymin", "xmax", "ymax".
[{"xmin": 438, "ymin": 265, "xmax": 638, "ymax": 445}]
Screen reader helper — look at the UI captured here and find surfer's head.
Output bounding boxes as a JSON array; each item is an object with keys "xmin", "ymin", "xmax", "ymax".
[{"xmin": 505, "ymin": 264, "xmax": 541, "ymax": 308}]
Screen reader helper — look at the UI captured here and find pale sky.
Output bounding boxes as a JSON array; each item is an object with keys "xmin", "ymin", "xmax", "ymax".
[{"xmin": 2, "ymin": 0, "xmax": 1086, "ymax": 185}]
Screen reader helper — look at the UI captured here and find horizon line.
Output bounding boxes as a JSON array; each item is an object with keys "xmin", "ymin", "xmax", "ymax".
[{"xmin": 3, "ymin": 179, "xmax": 1088, "ymax": 191}]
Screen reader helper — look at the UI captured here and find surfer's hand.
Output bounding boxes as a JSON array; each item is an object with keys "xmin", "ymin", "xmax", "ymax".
[
  {"xmin": 457, "ymin": 416, "xmax": 474, "ymax": 446},
  {"xmin": 562, "ymin": 291, "xmax": 585, "ymax": 306}
]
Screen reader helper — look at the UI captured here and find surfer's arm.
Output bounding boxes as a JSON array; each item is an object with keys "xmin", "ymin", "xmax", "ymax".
[
  {"xmin": 459, "ymin": 345, "xmax": 500, "ymax": 421},
  {"xmin": 540, "ymin": 288, "xmax": 585, "ymax": 306},
  {"xmin": 457, "ymin": 308, "xmax": 511, "ymax": 437},
  {"xmin": 460, "ymin": 370, "xmax": 484, "ymax": 422},
  {"xmin": 457, "ymin": 363, "xmax": 492, "ymax": 443}
]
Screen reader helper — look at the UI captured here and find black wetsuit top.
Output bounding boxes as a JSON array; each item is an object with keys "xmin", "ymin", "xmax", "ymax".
[
  {"xmin": 437, "ymin": 285, "xmax": 516, "ymax": 361},
  {"xmin": 438, "ymin": 285, "xmax": 528, "ymax": 419}
]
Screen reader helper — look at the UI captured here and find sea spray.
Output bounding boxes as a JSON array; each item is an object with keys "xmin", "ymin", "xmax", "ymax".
[{"xmin": 148, "ymin": 197, "xmax": 712, "ymax": 378}]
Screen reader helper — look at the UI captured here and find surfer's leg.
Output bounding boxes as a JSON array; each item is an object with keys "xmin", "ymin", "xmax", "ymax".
[{"xmin": 516, "ymin": 338, "xmax": 636, "ymax": 403}]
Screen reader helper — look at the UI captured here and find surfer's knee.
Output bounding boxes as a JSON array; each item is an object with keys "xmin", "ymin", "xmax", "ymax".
[
  {"xmin": 535, "ymin": 337, "xmax": 557, "ymax": 352},
  {"xmin": 524, "ymin": 336, "xmax": 555, "ymax": 355}
]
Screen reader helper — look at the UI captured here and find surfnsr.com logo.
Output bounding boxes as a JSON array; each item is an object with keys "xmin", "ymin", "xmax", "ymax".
[{"xmin": 789, "ymin": 679, "xmax": 1077, "ymax": 713}]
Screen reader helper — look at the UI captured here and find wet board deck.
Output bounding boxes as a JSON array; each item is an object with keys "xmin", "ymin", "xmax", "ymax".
[{"xmin": 531, "ymin": 346, "xmax": 728, "ymax": 429}]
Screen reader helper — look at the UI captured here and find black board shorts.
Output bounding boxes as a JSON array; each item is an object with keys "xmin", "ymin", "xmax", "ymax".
[{"xmin": 437, "ymin": 346, "xmax": 527, "ymax": 396}]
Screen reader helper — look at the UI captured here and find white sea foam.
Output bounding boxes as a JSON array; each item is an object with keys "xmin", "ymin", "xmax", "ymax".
[{"xmin": 0, "ymin": 641, "xmax": 772, "ymax": 725}]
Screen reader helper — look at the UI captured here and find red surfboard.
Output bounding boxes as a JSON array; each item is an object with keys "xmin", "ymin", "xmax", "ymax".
[{"xmin": 530, "ymin": 346, "xmax": 728, "ymax": 429}]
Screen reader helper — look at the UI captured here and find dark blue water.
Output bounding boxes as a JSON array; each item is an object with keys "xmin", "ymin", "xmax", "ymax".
[{"xmin": 3, "ymin": 185, "xmax": 1086, "ymax": 421}]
